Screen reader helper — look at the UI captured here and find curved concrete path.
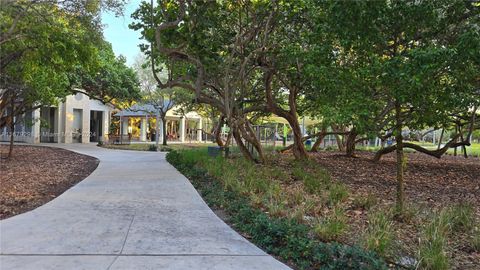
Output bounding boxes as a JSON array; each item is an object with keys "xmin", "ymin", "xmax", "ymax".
[{"xmin": 0, "ymin": 144, "xmax": 290, "ymax": 270}]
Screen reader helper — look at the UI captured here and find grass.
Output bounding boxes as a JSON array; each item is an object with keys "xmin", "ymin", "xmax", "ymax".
[
  {"xmin": 314, "ymin": 207, "xmax": 349, "ymax": 242},
  {"xmin": 417, "ymin": 203, "xmax": 477, "ymax": 269},
  {"xmin": 362, "ymin": 210, "xmax": 394, "ymax": 257},
  {"xmin": 328, "ymin": 183, "xmax": 349, "ymax": 205},
  {"xmin": 419, "ymin": 209, "xmax": 451, "ymax": 270},
  {"xmin": 448, "ymin": 203, "xmax": 475, "ymax": 233},
  {"xmin": 352, "ymin": 193, "xmax": 377, "ymax": 210},
  {"xmin": 292, "ymin": 163, "xmax": 330, "ymax": 194}
]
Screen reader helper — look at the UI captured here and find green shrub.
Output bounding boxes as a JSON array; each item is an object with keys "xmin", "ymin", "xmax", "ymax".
[
  {"xmin": 418, "ymin": 209, "xmax": 450, "ymax": 270},
  {"xmin": 328, "ymin": 183, "xmax": 349, "ymax": 205},
  {"xmin": 314, "ymin": 207, "xmax": 348, "ymax": 242},
  {"xmin": 312, "ymin": 243, "xmax": 388, "ymax": 270},
  {"xmin": 352, "ymin": 194, "xmax": 377, "ymax": 210},
  {"xmin": 362, "ymin": 210, "xmax": 394, "ymax": 257}
]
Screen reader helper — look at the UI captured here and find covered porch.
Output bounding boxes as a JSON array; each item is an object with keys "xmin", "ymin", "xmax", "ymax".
[{"xmin": 112, "ymin": 104, "xmax": 203, "ymax": 144}]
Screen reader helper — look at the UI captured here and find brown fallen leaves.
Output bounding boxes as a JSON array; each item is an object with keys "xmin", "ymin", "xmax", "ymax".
[
  {"xmin": 0, "ymin": 145, "xmax": 98, "ymax": 219},
  {"xmin": 310, "ymin": 151, "xmax": 480, "ymax": 269},
  {"xmin": 311, "ymin": 151, "xmax": 480, "ymax": 214}
]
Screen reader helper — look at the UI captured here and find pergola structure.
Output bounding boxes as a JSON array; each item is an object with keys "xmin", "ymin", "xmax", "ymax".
[{"xmin": 114, "ymin": 104, "xmax": 203, "ymax": 144}]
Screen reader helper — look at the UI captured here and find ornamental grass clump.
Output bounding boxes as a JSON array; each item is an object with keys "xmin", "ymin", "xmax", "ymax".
[
  {"xmin": 314, "ymin": 207, "xmax": 348, "ymax": 242},
  {"xmin": 418, "ymin": 209, "xmax": 450, "ymax": 270},
  {"xmin": 362, "ymin": 210, "xmax": 394, "ymax": 257}
]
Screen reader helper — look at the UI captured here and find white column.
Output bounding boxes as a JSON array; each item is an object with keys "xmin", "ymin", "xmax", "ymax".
[
  {"xmin": 122, "ymin": 117, "xmax": 129, "ymax": 135},
  {"xmin": 158, "ymin": 118, "xmax": 164, "ymax": 144},
  {"xmin": 197, "ymin": 118, "xmax": 202, "ymax": 142},
  {"xmin": 55, "ymin": 105, "xmax": 61, "ymax": 143},
  {"xmin": 180, "ymin": 117, "xmax": 186, "ymax": 143},
  {"xmin": 64, "ymin": 103, "xmax": 73, "ymax": 144},
  {"xmin": 103, "ymin": 111, "xmax": 109, "ymax": 142},
  {"xmin": 82, "ymin": 109, "xmax": 90, "ymax": 143},
  {"xmin": 32, "ymin": 109, "xmax": 41, "ymax": 143},
  {"xmin": 140, "ymin": 117, "xmax": 147, "ymax": 141}
]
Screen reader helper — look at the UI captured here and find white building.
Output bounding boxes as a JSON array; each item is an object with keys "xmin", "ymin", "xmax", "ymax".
[
  {"xmin": 1, "ymin": 93, "xmax": 206, "ymax": 144},
  {"xmin": 114, "ymin": 103, "xmax": 204, "ymax": 144},
  {"xmin": 1, "ymin": 93, "xmax": 112, "ymax": 144}
]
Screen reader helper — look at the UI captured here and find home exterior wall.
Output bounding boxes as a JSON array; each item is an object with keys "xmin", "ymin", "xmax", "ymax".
[{"xmin": 0, "ymin": 93, "xmax": 112, "ymax": 144}]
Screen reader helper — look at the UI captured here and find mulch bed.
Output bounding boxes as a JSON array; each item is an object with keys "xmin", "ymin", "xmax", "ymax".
[
  {"xmin": 0, "ymin": 145, "xmax": 99, "ymax": 219},
  {"xmin": 311, "ymin": 151, "xmax": 480, "ymax": 269},
  {"xmin": 311, "ymin": 151, "xmax": 480, "ymax": 214}
]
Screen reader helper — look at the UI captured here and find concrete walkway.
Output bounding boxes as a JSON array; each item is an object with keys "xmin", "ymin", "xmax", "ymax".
[{"xmin": 0, "ymin": 144, "xmax": 290, "ymax": 270}]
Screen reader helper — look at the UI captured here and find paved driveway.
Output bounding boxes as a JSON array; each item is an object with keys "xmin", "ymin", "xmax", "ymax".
[{"xmin": 0, "ymin": 144, "xmax": 290, "ymax": 270}]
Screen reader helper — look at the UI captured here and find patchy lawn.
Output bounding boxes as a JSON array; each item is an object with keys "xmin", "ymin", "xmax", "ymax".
[{"xmin": 0, "ymin": 145, "xmax": 98, "ymax": 219}]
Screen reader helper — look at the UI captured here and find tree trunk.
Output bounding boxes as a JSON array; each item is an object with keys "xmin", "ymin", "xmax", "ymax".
[
  {"xmin": 225, "ymin": 130, "xmax": 233, "ymax": 147},
  {"xmin": 335, "ymin": 134, "xmax": 345, "ymax": 152},
  {"xmin": 310, "ymin": 127, "xmax": 327, "ymax": 152},
  {"xmin": 289, "ymin": 116, "xmax": 308, "ymax": 160},
  {"xmin": 437, "ymin": 128, "xmax": 444, "ymax": 150},
  {"xmin": 459, "ymin": 127, "xmax": 468, "ymax": 158},
  {"xmin": 373, "ymin": 133, "xmax": 468, "ymax": 162},
  {"xmin": 155, "ymin": 114, "xmax": 160, "ymax": 149},
  {"xmin": 345, "ymin": 128, "xmax": 357, "ymax": 157},
  {"xmin": 161, "ymin": 114, "xmax": 167, "ymax": 146},
  {"xmin": 241, "ymin": 120, "xmax": 265, "ymax": 163},
  {"xmin": 394, "ymin": 101, "xmax": 405, "ymax": 215},
  {"xmin": 8, "ymin": 97, "xmax": 15, "ymax": 159},
  {"xmin": 263, "ymin": 71, "xmax": 307, "ymax": 160},
  {"xmin": 232, "ymin": 128, "xmax": 256, "ymax": 162},
  {"xmin": 214, "ymin": 116, "xmax": 225, "ymax": 147}
]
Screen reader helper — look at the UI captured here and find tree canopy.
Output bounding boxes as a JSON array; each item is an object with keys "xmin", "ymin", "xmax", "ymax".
[
  {"xmin": 1, "ymin": 0, "xmax": 140, "ymax": 130},
  {"xmin": 130, "ymin": 0, "xmax": 479, "ymax": 213}
]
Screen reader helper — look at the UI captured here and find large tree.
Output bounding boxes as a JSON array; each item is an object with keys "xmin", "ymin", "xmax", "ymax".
[
  {"xmin": 1, "ymin": 0, "xmax": 139, "ymax": 158},
  {"xmin": 322, "ymin": 0, "xmax": 480, "ymax": 214},
  {"xmin": 131, "ymin": 0, "xmax": 277, "ymax": 162}
]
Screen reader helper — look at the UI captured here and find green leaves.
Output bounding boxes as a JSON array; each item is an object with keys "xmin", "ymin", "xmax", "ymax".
[
  {"xmin": 1, "ymin": 0, "xmax": 138, "ymax": 113},
  {"xmin": 304, "ymin": 0, "xmax": 479, "ymax": 137}
]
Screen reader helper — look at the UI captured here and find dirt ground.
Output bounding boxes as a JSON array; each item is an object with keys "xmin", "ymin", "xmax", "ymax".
[
  {"xmin": 0, "ymin": 145, "xmax": 98, "ymax": 219},
  {"xmin": 311, "ymin": 151, "xmax": 480, "ymax": 269},
  {"xmin": 312, "ymin": 151, "xmax": 480, "ymax": 215}
]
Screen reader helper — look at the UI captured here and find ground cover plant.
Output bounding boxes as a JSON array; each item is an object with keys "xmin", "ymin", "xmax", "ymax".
[
  {"xmin": 166, "ymin": 149, "xmax": 387, "ymax": 270},
  {"xmin": 167, "ymin": 148, "xmax": 479, "ymax": 269}
]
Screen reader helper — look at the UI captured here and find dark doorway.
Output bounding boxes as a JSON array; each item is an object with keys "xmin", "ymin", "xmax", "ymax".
[
  {"xmin": 40, "ymin": 107, "xmax": 57, "ymax": 143},
  {"xmin": 90, "ymin": 110, "xmax": 103, "ymax": 142}
]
